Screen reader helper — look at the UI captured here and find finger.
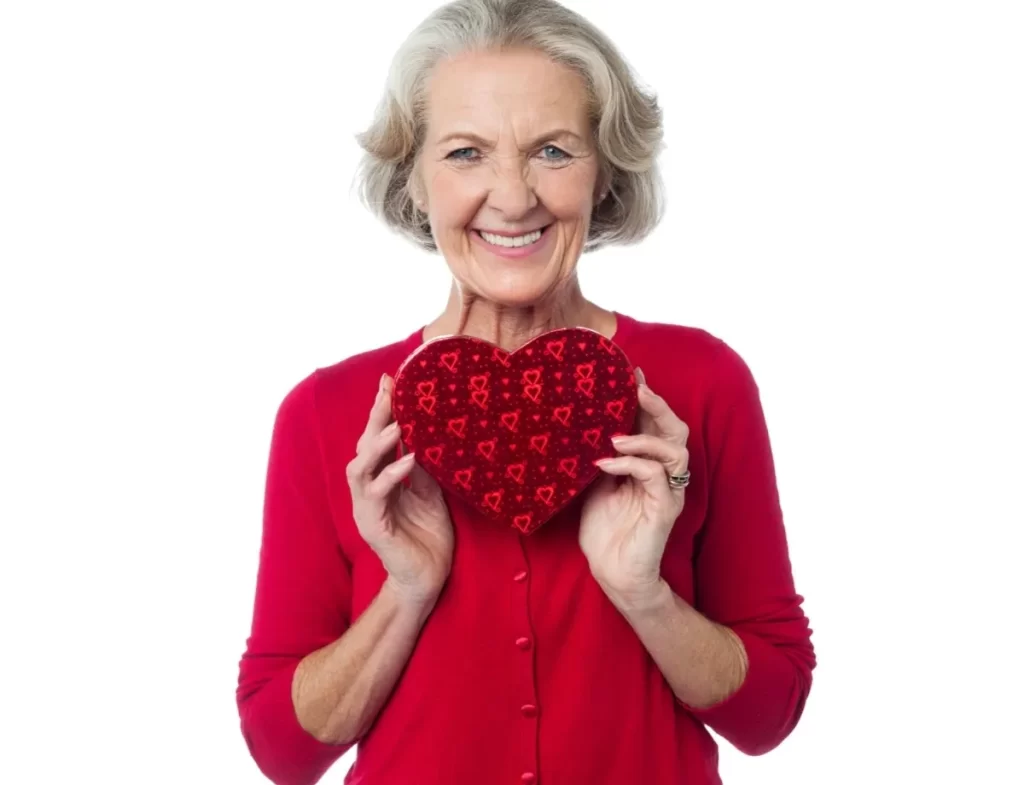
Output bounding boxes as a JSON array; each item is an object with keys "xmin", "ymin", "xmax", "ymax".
[
  {"xmin": 356, "ymin": 374, "xmax": 396, "ymax": 453},
  {"xmin": 594, "ymin": 455, "xmax": 671, "ymax": 500},
  {"xmin": 347, "ymin": 420, "xmax": 402, "ymax": 491},
  {"xmin": 610, "ymin": 433, "xmax": 689, "ymax": 475},
  {"xmin": 365, "ymin": 452, "xmax": 417, "ymax": 500},
  {"xmin": 636, "ymin": 382, "xmax": 689, "ymax": 444}
]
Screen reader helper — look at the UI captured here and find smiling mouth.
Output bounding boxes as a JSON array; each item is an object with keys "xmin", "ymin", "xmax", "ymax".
[{"xmin": 475, "ymin": 224, "xmax": 552, "ymax": 249}]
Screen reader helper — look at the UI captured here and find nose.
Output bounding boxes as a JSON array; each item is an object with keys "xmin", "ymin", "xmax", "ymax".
[{"xmin": 486, "ymin": 155, "xmax": 538, "ymax": 219}]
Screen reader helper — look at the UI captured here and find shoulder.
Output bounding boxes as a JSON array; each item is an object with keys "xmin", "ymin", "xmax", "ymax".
[
  {"xmin": 316, "ymin": 331, "xmax": 421, "ymax": 400},
  {"xmin": 276, "ymin": 328, "xmax": 422, "ymax": 436},
  {"xmin": 615, "ymin": 313, "xmax": 756, "ymax": 402}
]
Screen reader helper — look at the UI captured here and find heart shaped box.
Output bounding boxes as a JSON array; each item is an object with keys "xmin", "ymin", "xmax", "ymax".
[{"xmin": 392, "ymin": 327, "xmax": 638, "ymax": 534}]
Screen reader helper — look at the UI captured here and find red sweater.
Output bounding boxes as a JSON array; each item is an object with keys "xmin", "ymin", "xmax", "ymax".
[{"xmin": 236, "ymin": 312, "xmax": 815, "ymax": 785}]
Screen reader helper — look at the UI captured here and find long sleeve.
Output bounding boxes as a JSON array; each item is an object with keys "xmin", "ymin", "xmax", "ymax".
[
  {"xmin": 236, "ymin": 372, "xmax": 355, "ymax": 785},
  {"xmin": 685, "ymin": 339, "xmax": 816, "ymax": 755}
]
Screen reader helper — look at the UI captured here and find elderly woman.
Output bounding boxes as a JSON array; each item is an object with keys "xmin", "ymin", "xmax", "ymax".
[{"xmin": 236, "ymin": 1, "xmax": 815, "ymax": 783}]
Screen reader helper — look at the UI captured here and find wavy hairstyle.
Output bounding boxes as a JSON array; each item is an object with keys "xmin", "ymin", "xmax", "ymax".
[{"xmin": 353, "ymin": 0, "xmax": 665, "ymax": 253}]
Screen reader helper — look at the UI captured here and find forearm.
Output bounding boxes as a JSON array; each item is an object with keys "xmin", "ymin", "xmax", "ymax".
[
  {"xmin": 602, "ymin": 578, "xmax": 748, "ymax": 709},
  {"xmin": 292, "ymin": 578, "xmax": 437, "ymax": 745}
]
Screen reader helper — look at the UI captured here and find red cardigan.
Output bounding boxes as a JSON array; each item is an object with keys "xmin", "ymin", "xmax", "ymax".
[{"xmin": 236, "ymin": 312, "xmax": 815, "ymax": 785}]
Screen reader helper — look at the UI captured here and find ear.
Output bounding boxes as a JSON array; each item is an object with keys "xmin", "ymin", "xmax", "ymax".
[
  {"xmin": 593, "ymin": 167, "xmax": 612, "ymax": 204},
  {"xmin": 408, "ymin": 166, "xmax": 427, "ymax": 211}
]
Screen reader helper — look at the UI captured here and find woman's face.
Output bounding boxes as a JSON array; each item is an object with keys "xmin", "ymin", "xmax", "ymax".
[{"xmin": 415, "ymin": 48, "xmax": 603, "ymax": 307}]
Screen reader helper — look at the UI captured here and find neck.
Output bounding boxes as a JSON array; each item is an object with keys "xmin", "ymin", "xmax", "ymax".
[{"xmin": 424, "ymin": 276, "xmax": 616, "ymax": 350}]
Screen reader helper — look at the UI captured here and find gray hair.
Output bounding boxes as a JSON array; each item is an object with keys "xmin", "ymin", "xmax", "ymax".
[{"xmin": 353, "ymin": 0, "xmax": 665, "ymax": 253}]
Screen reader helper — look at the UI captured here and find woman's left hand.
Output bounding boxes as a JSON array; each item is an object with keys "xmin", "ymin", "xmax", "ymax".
[{"xmin": 579, "ymin": 369, "xmax": 690, "ymax": 604}]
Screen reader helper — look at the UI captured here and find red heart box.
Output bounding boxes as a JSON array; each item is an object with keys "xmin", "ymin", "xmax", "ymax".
[{"xmin": 392, "ymin": 327, "xmax": 638, "ymax": 534}]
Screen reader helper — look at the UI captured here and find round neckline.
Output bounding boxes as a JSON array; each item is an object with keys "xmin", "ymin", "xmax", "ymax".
[
  {"xmin": 412, "ymin": 309, "xmax": 634, "ymax": 349},
  {"xmin": 610, "ymin": 310, "xmax": 633, "ymax": 346}
]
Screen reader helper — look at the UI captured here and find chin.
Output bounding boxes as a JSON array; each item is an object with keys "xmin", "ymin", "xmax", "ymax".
[
  {"xmin": 462, "ymin": 228, "xmax": 576, "ymax": 301},
  {"xmin": 468, "ymin": 276, "xmax": 560, "ymax": 309}
]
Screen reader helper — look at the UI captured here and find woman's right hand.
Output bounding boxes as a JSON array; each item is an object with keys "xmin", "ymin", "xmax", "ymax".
[{"xmin": 346, "ymin": 373, "xmax": 454, "ymax": 607}]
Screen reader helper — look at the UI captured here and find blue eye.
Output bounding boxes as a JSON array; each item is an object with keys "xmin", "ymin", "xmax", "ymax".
[
  {"xmin": 446, "ymin": 147, "xmax": 478, "ymax": 161},
  {"xmin": 540, "ymin": 145, "xmax": 570, "ymax": 161}
]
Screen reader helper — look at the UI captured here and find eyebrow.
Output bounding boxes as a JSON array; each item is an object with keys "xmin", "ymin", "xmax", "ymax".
[{"xmin": 434, "ymin": 129, "xmax": 585, "ymax": 148}]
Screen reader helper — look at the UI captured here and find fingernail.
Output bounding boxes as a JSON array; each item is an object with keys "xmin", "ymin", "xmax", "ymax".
[
  {"xmin": 379, "ymin": 373, "xmax": 386, "ymax": 391},
  {"xmin": 611, "ymin": 435, "xmax": 628, "ymax": 443},
  {"xmin": 385, "ymin": 421, "xmax": 399, "ymax": 436},
  {"xmin": 635, "ymin": 367, "xmax": 647, "ymax": 387},
  {"xmin": 593, "ymin": 458, "xmax": 611, "ymax": 466}
]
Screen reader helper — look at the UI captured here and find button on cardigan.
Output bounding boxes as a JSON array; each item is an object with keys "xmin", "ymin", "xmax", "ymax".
[{"xmin": 236, "ymin": 312, "xmax": 816, "ymax": 785}]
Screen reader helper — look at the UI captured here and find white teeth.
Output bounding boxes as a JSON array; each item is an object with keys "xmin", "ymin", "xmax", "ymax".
[{"xmin": 479, "ymin": 228, "xmax": 543, "ymax": 248}]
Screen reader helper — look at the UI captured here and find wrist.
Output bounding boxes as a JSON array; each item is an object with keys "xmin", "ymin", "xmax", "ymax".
[
  {"xmin": 382, "ymin": 575, "xmax": 441, "ymax": 618},
  {"xmin": 599, "ymin": 576, "xmax": 672, "ymax": 616}
]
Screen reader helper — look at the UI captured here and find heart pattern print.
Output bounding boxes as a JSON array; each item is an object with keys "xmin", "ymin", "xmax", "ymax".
[{"xmin": 392, "ymin": 327, "xmax": 639, "ymax": 534}]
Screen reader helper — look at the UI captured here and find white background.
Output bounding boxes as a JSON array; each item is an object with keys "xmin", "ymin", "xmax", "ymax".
[{"xmin": 2, "ymin": 1, "xmax": 1022, "ymax": 782}]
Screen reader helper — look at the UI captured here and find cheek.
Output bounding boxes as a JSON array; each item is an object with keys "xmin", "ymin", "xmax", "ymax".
[
  {"xmin": 429, "ymin": 170, "xmax": 484, "ymax": 230},
  {"xmin": 539, "ymin": 167, "xmax": 599, "ymax": 220}
]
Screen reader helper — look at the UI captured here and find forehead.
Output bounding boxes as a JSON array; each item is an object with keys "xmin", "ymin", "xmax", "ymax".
[{"xmin": 424, "ymin": 48, "xmax": 591, "ymax": 133}]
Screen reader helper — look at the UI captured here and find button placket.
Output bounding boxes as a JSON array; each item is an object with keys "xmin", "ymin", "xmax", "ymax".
[{"xmin": 513, "ymin": 536, "xmax": 539, "ymax": 785}]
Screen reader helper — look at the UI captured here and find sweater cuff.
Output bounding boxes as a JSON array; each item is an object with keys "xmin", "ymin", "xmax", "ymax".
[
  {"xmin": 679, "ymin": 628, "xmax": 799, "ymax": 755},
  {"xmin": 243, "ymin": 660, "xmax": 353, "ymax": 784}
]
